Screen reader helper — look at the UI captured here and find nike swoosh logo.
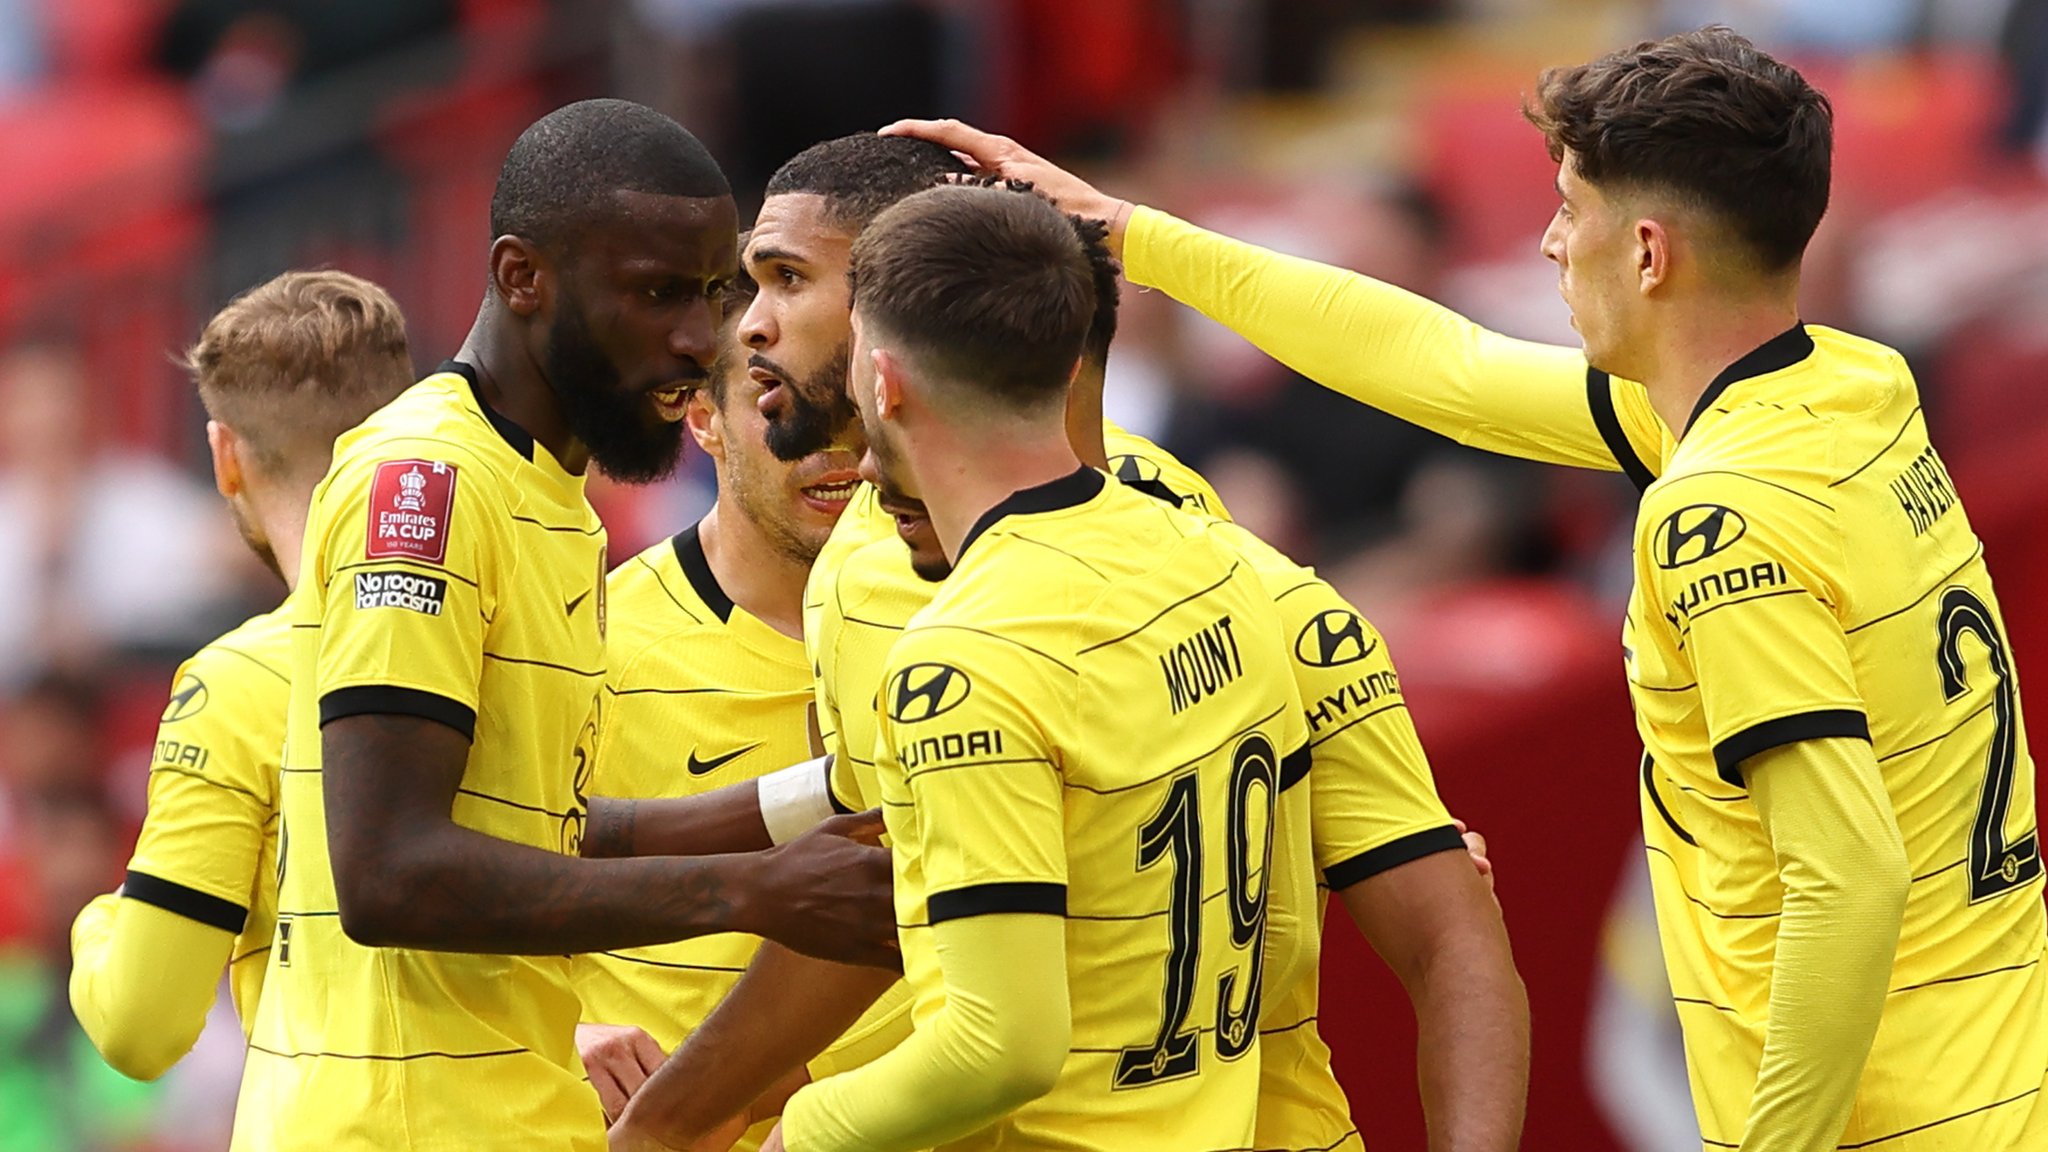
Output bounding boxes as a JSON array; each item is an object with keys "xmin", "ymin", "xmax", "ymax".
[
  {"xmin": 687, "ymin": 743, "xmax": 761, "ymax": 776},
  {"xmin": 565, "ymin": 588, "xmax": 593, "ymax": 616}
]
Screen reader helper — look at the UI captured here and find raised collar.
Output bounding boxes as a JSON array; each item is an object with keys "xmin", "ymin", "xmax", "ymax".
[
  {"xmin": 1684, "ymin": 324, "xmax": 1816, "ymax": 435},
  {"xmin": 670, "ymin": 522, "xmax": 734, "ymax": 623},
  {"xmin": 439, "ymin": 359, "xmax": 535, "ymax": 461},
  {"xmin": 958, "ymin": 466, "xmax": 1106, "ymax": 561}
]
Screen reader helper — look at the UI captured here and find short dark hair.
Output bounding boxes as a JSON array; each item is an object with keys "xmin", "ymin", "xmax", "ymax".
[
  {"xmin": 850, "ymin": 185, "xmax": 1094, "ymax": 411},
  {"xmin": 490, "ymin": 99, "xmax": 730, "ymax": 253},
  {"xmin": 1524, "ymin": 26, "xmax": 1832, "ymax": 272},
  {"xmin": 763, "ymin": 132, "xmax": 970, "ymax": 234},
  {"xmin": 961, "ymin": 174, "xmax": 1122, "ymax": 370}
]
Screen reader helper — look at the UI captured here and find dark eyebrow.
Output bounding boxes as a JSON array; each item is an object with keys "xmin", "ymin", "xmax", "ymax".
[{"xmin": 744, "ymin": 245, "xmax": 808, "ymax": 267}]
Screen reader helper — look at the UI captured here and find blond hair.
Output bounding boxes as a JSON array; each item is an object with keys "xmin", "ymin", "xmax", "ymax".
[{"xmin": 185, "ymin": 270, "xmax": 416, "ymax": 481}]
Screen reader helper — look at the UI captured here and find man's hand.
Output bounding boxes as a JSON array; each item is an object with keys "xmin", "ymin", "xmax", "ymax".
[
  {"xmin": 748, "ymin": 810, "xmax": 899, "ymax": 969},
  {"xmin": 878, "ymin": 119, "xmax": 1133, "ymax": 250},
  {"xmin": 580, "ymin": 1023, "xmax": 666, "ymax": 1125},
  {"xmin": 760, "ymin": 1123, "xmax": 786, "ymax": 1152},
  {"xmin": 1455, "ymin": 818, "xmax": 1495, "ymax": 892}
]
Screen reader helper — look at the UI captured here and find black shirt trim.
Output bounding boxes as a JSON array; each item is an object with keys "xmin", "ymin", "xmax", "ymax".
[
  {"xmin": 927, "ymin": 881, "xmax": 1068, "ymax": 924},
  {"xmin": 1279, "ymin": 743, "xmax": 1311, "ymax": 792},
  {"xmin": 125, "ymin": 870, "xmax": 248, "ymax": 934},
  {"xmin": 671, "ymin": 523, "xmax": 734, "ymax": 623},
  {"xmin": 1585, "ymin": 368, "xmax": 1657, "ymax": 491},
  {"xmin": 958, "ymin": 467, "xmax": 1106, "ymax": 560},
  {"xmin": 320, "ymin": 685, "xmax": 478, "ymax": 742},
  {"xmin": 1684, "ymin": 325, "xmax": 1816, "ymax": 435},
  {"xmin": 1713, "ymin": 708, "xmax": 1870, "ymax": 787},
  {"xmin": 1323, "ymin": 825, "xmax": 1465, "ymax": 891},
  {"xmin": 438, "ymin": 359, "xmax": 536, "ymax": 461}
]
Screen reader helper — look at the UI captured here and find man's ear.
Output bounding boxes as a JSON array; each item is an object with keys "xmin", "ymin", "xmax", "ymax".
[
  {"xmin": 871, "ymin": 348, "xmax": 905, "ymax": 421},
  {"xmin": 206, "ymin": 420, "xmax": 243, "ymax": 501},
  {"xmin": 490, "ymin": 235, "xmax": 546, "ymax": 317},
  {"xmin": 1636, "ymin": 216, "xmax": 1672, "ymax": 296},
  {"xmin": 685, "ymin": 388, "xmax": 723, "ymax": 461}
]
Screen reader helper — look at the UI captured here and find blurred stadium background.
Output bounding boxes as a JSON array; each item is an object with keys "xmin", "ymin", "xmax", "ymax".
[{"xmin": 2, "ymin": 0, "xmax": 2046, "ymax": 1148}]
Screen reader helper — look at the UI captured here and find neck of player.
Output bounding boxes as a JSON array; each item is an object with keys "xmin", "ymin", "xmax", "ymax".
[
  {"xmin": 255, "ymin": 479, "xmax": 311, "ymax": 591},
  {"xmin": 923, "ymin": 426, "xmax": 1084, "ymax": 567},
  {"xmin": 1639, "ymin": 278, "xmax": 1801, "ymax": 439},
  {"xmin": 696, "ymin": 501, "xmax": 809, "ymax": 638},
  {"xmin": 455, "ymin": 306, "xmax": 589, "ymax": 474}
]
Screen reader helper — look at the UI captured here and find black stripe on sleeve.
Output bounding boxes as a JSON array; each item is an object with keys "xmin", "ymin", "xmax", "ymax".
[
  {"xmin": 927, "ymin": 881, "xmax": 1067, "ymax": 924},
  {"xmin": 1586, "ymin": 368, "xmax": 1657, "ymax": 491},
  {"xmin": 1713, "ymin": 709, "xmax": 1870, "ymax": 788},
  {"xmin": 124, "ymin": 870, "xmax": 248, "ymax": 934},
  {"xmin": 1323, "ymin": 825, "xmax": 1465, "ymax": 891},
  {"xmin": 1279, "ymin": 744, "xmax": 1311, "ymax": 792},
  {"xmin": 825, "ymin": 758, "xmax": 857, "ymax": 815},
  {"xmin": 320, "ymin": 686, "xmax": 477, "ymax": 741}
]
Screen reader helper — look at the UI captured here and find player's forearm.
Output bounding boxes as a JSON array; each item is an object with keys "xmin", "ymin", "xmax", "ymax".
[
  {"xmin": 336, "ymin": 822, "xmax": 773, "ymax": 953},
  {"xmin": 1342, "ymin": 850, "xmax": 1529, "ymax": 1152},
  {"xmin": 618, "ymin": 942, "xmax": 897, "ymax": 1146},
  {"xmin": 584, "ymin": 788, "xmax": 772, "ymax": 859},
  {"xmin": 1121, "ymin": 207, "xmax": 1612, "ymax": 469},
  {"xmin": 781, "ymin": 914, "xmax": 1069, "ymax": 1152},
  {"xmin": 1737, "ymin": 738, "xmax": 1908, "ymax": 1152},
  {"xmin": 69, "ymin": 894, "xmax": 236, "ymax": 1080}
]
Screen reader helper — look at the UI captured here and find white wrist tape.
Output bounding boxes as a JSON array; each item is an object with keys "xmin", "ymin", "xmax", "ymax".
[{"xmin": 758, "ymin": 755, "xmax": 837, "ymax": 845}]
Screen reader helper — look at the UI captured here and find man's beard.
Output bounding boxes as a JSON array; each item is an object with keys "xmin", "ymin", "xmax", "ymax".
[
  {"xmin": 756, "ymin": 347, "xmax": 855, "ymax": 463},
  {"xmin": 545, "ymin": 299, "xmax": 693, "ymax": 484}
]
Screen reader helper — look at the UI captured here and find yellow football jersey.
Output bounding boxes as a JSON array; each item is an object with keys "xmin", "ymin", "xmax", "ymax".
[
  {"xmin": 807, "ymin": 424, "xmax": 1230, "ymax": 812},
  {"xmin": 1124, "ymin": 209, "xmax": 2048, "ymax": 1147},
  {"xmin": 124, "ymin": 599, "xmax": 293, "ymax": 1029},
  {"xmin": 1208, "ymin": 518, "xmax": 1461, "ymax": 1152},
  {"xmin": 577, "ymin": 525, "xmax": 910, "ymax": 1151},
  {"xmin": 1605, "ymin": 327, "xmax": 2048, "ymax": 1148},
  {"xmin": 233, "ymin": 365, "xmax": 607, "ymax": 1152},
  {"xmin": 869, "ymin": 467, "xmax": 1307, "ymax": 1152}
]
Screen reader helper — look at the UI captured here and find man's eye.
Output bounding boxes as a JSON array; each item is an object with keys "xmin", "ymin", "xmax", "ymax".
[{"xmin": 778, "ymin": 266, "xmax": 803, "ymax": 287}]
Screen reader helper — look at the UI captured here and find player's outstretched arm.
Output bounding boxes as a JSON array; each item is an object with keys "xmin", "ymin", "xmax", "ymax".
[
  {"xmin": 1341, "ymin": 848, "xmax": 1530, "ymax": 1152},
  {"xmin": 323, "ymin": 713, "xmax": 898, "ymax": 966},
  {"xmin": 611, "ymin": 940, "xmax": 900, "ymax": 1150},
  {"xmin": 881, "ymin": 119, "xmax": 1645, "ymax": 476},
  {"xmin": 1734, "ymin": 736, "xmax": 1908, "ymax": 1152}
]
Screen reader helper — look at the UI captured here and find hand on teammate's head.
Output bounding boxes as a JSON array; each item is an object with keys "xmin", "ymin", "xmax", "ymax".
[{"xmin": 878, "ymin": 119, "xmax": 1130, "ymax": 237}]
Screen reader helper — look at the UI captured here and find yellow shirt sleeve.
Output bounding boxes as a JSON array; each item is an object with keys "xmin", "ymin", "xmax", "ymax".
[
  {"xmin": 888, "ymin": 628, "xmax": 1069, "ymax": 906},
  {"xmin": 1122, "ymin": 206, "xmax": 1667, "ymax": 481},
  {"xmin": 782, "ymin": 914, "xmax": 1070, "ymax": 1152},
  {"xmin": 1637, "ymin": 473, "xmax": 1869, "ymax": 787},
  {"xmin": 311, "ymin": 447, "xmax": 502, "ymax": 735},
  {"xmin": 1737, "ymin": 736, "xmax": 1909, "ymax": 1152},
  {"xmin": 70, "ymin": 893, "xmax": 235, "ymax": 1080}
]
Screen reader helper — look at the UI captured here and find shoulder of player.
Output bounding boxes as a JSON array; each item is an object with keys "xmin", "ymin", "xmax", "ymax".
[{"xmin": 176, "ymin": 610, "xmax": 295, "ymax": 696}]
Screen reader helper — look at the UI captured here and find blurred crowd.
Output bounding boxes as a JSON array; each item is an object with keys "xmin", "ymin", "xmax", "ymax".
[{"xmin": 3, "ymin": 0, "xmax": 2048, "ymax": 1148}]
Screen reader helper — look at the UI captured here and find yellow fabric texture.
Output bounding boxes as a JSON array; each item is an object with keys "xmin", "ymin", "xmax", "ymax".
[
  {"xmin": 1127, "ymin": 205, "xmax": 2048, "ymax": 1148},
  {"xmin": 72, "ymin": 600, "xmax": 294, "ymax": 1078},
  {"xmin": 576, "ymin": 527, "xmax": 911, "ymax": 1151},
  {"xmin": 70, "ymin": 895, "xmax": 232, "ymax": 1080},
  {"xmin": 232, "ymin": 371, "xmax": 606, "ymax": 1152},
  {"xmin": 1737, "ymin": 736, "xmax": 1907, "ymax": 1152},
  {"xmin": 783, "ymin": 913, "xmax": 1070, "ymax": 1152},
  {"xmin": 801, "ymin": 472, "xmax": 1302, "ymax": 1152}
]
